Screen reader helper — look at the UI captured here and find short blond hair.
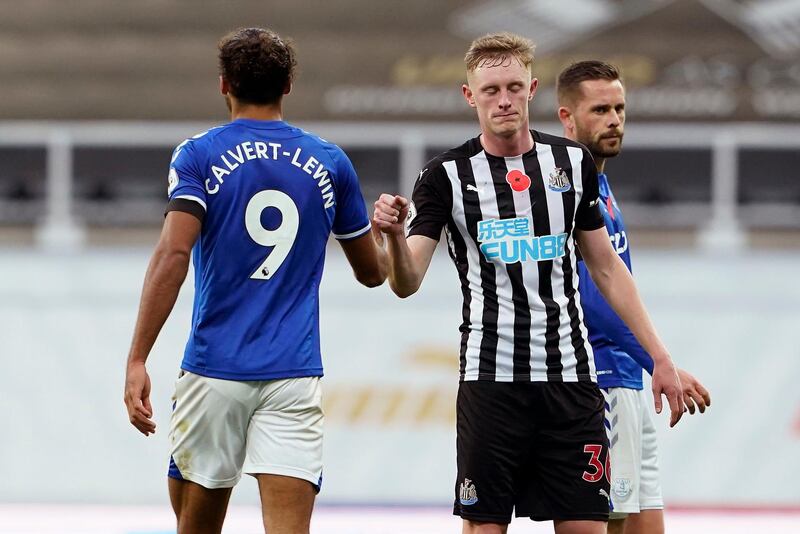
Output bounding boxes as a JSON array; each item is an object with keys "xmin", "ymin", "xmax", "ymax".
[{"xmin": 464, "ymin": 32, "xmax": 536, "ymax": 72}]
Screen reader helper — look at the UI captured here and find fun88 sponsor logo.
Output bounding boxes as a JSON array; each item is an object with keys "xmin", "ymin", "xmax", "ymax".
[{"xmin": 478, "ymin": 217, "xmax": 567, "ymax": 263}]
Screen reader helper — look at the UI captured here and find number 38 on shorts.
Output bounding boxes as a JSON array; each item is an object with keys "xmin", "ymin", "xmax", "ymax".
[{"xmin": 582, "ymin": 443, "xmax": 611, "ymax": 483}]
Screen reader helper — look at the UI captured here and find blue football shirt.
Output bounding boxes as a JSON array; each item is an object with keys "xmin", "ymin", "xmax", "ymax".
[
  {"xmin": 166, "ymin": 118, "xmax": 371, "ymax": 380},
  {"xmin": 577, "ymin": 173, "xmax": 654, "ymax": 389}
]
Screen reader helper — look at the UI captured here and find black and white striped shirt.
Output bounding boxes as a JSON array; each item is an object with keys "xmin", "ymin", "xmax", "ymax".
[{"xmin": 408, "ymin": 130, "xmax": 605, "ymax": 383}]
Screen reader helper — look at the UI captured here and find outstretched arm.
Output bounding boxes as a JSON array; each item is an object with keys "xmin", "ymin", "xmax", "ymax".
[
  {"xmin": 124, "ymin": 211, "xmax": 200, "ymax": 436},
  {"xmin": 372, "ymin": 194, "xmax": 438, "ymax": 298},
  {"xmin": 577, "ymin": 226, "xmax": 683, "ymax": 427}
]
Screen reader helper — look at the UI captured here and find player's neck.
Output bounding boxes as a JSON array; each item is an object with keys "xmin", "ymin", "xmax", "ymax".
[
  {"xmin": 479, "ymin": 127, "xmax": 534, "ymax": 157},
  {"xmin": 229, "ymin": 101, "xmax": 284, "ymax": 122}
]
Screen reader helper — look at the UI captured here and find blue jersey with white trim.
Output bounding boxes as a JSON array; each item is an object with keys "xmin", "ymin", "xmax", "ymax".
[
  {"xmin": 577, "ymin": 173, "xmax": 653, "ymax": 389},
  {"xmin": 167, "ymin": 118, "xmax": 370, "ymax": 380}
]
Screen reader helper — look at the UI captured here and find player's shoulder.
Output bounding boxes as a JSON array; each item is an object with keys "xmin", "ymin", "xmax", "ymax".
[
  {"xmin": 288, "ymin": 124, "xmax": 350, "ymax": 163},
  {"xmin": 418, "ymin": 136, "xmax": 483, "ymax": 182},
  {"xmin": 440, "ymin": 135, "xmax": 484, "ymax": 163},
  {"xmin": 532, "ymin": 129, "xmax": 590, "ymax": 155},
  {"xmin": 171, "ymin": 124, "xmax": 228, "ymax": 159},
  {"xmin": 416, "ymin": 155, "xmax": 450, "ymax": 185}
]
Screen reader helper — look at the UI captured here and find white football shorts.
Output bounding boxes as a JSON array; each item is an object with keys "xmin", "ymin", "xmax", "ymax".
[
  {"xmin": 168, "ymin": 371, "xmax": 323, "ymax": 490},
  {"xmin": 602, "ymin": 387, "xmax": 664, "ymax": 518}
]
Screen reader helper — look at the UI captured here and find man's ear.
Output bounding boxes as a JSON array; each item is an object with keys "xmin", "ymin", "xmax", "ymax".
[
  {"xmin": 220, "ymin": 76, "xmax": 230, "ymax": 96},
  {"xmin": 558, "ymin": 106, "xmax": 576, "ymax": 135},
  {"xmin": 528, "ymin": 77, "xmax": 538, "ymax": 101},
  {"xmin": 462, "ymin": 84, "xmax": 476, "ymax": 108},
  {"xmin": 284, "ymin": 81, "xmax": 292, "ymax": 95}
]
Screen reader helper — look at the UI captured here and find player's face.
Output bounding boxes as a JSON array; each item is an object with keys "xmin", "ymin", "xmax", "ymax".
[
  {"xmin": 464, "ymin": 58, "xmax": 537, "ymax": 139},
  {"xmin": 571, "ymin": 79, "xmax": 626, "ymax": 159}
]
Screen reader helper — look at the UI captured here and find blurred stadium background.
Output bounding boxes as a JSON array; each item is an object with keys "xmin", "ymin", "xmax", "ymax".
[{"xmin": 1, "ymin": 0, "xmax": 799, "ymax": 532}]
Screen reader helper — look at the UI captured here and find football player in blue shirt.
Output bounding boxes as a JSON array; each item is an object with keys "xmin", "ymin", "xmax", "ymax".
[
  {"xmin": 557, "ymin": 61, "xmax": 711, "ymax": 534},
  {"xmin": 123, "ymin": 28, "xmax": 387, "ymax": 534}
]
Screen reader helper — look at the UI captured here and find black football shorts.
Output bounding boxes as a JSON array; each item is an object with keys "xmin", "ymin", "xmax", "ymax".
[{"xmin": 454, "ymin": 380, "xmax": 611, "ymax": 524}]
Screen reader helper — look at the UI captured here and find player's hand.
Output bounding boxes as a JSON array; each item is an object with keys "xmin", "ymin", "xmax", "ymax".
[
  {"xmin": 677, "ymin": 368, "xmax": 711, "ymax": 415},
  {"xmin": 651, "ymin": 357, "xmax": 683, "ymax": 428},
  {"xmin": 373, "ymin": 194, "xmax": 409, "ymax": 235},
  {"xmin": 124, "ymin": 361, "xmax": 156, "ymax": 436}
]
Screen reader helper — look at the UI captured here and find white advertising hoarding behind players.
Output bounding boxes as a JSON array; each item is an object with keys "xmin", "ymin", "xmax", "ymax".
[{"xmin": 0, "ymin": 246, "xmax": 798, "ymax": 507}]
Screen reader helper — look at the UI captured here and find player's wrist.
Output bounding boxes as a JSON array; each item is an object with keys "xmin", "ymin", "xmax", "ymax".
[
  {"xmin": 126, "ymin": 351, "xmax": 149, "ymax": 366},
  {"xmin": 385, "ymin": 227, "xmax": 408, "ymax": 241},
  {"xmin": 651, "ymin": 349, "xmax": 669, "ymax": 359}
]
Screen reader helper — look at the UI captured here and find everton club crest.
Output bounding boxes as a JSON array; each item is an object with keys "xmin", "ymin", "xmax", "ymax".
[{"xmin": 548, "ymin": 167, "xmax": 571, "ymax": 192}]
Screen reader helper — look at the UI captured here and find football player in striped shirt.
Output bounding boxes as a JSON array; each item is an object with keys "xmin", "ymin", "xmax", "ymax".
[
  {"xmin": 557, "ymin": 60, "xmax": 711, "ymax": 534},
  {"xmin": 374, "ymin": 33, "xmax": 684, "ymax": 534},
  {"xmin": 123, "ymin": 28, "xmax": 387, "ymax": 534}
]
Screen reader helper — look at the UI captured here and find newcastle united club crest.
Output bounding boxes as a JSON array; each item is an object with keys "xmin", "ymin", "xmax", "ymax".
[
  {"xmin": 459, "ymin": 478, "xmax": 478, "ymax": 505},
  {"xmin": 548, "ymin": 167, "xmax": 571, "ymax": 192}
]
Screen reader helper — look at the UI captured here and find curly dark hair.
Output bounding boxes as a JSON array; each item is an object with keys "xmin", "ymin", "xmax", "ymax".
[
  {"xmin": 218, "ymin": 27, "xmax": 297, "ymax": 106},
  {"xmin": 557, "ymin": 60, "xmax": 621, "ymax": 106}
]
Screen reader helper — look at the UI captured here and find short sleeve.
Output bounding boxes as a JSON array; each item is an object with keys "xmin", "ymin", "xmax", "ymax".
[
  {"xmin": 331, "ymin": 148, "xmax": 371, "ymax": 241},
  {"xmin": 407, "ymin": 165, "xmax": 452, "ymax": 241},
  {"xmin": 165, "ymin": 140, "xmax": 207, "ymax": 221},
  {"xmin": 574, "ymin": 149, "xmax": 605, "ymax": 231}
]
